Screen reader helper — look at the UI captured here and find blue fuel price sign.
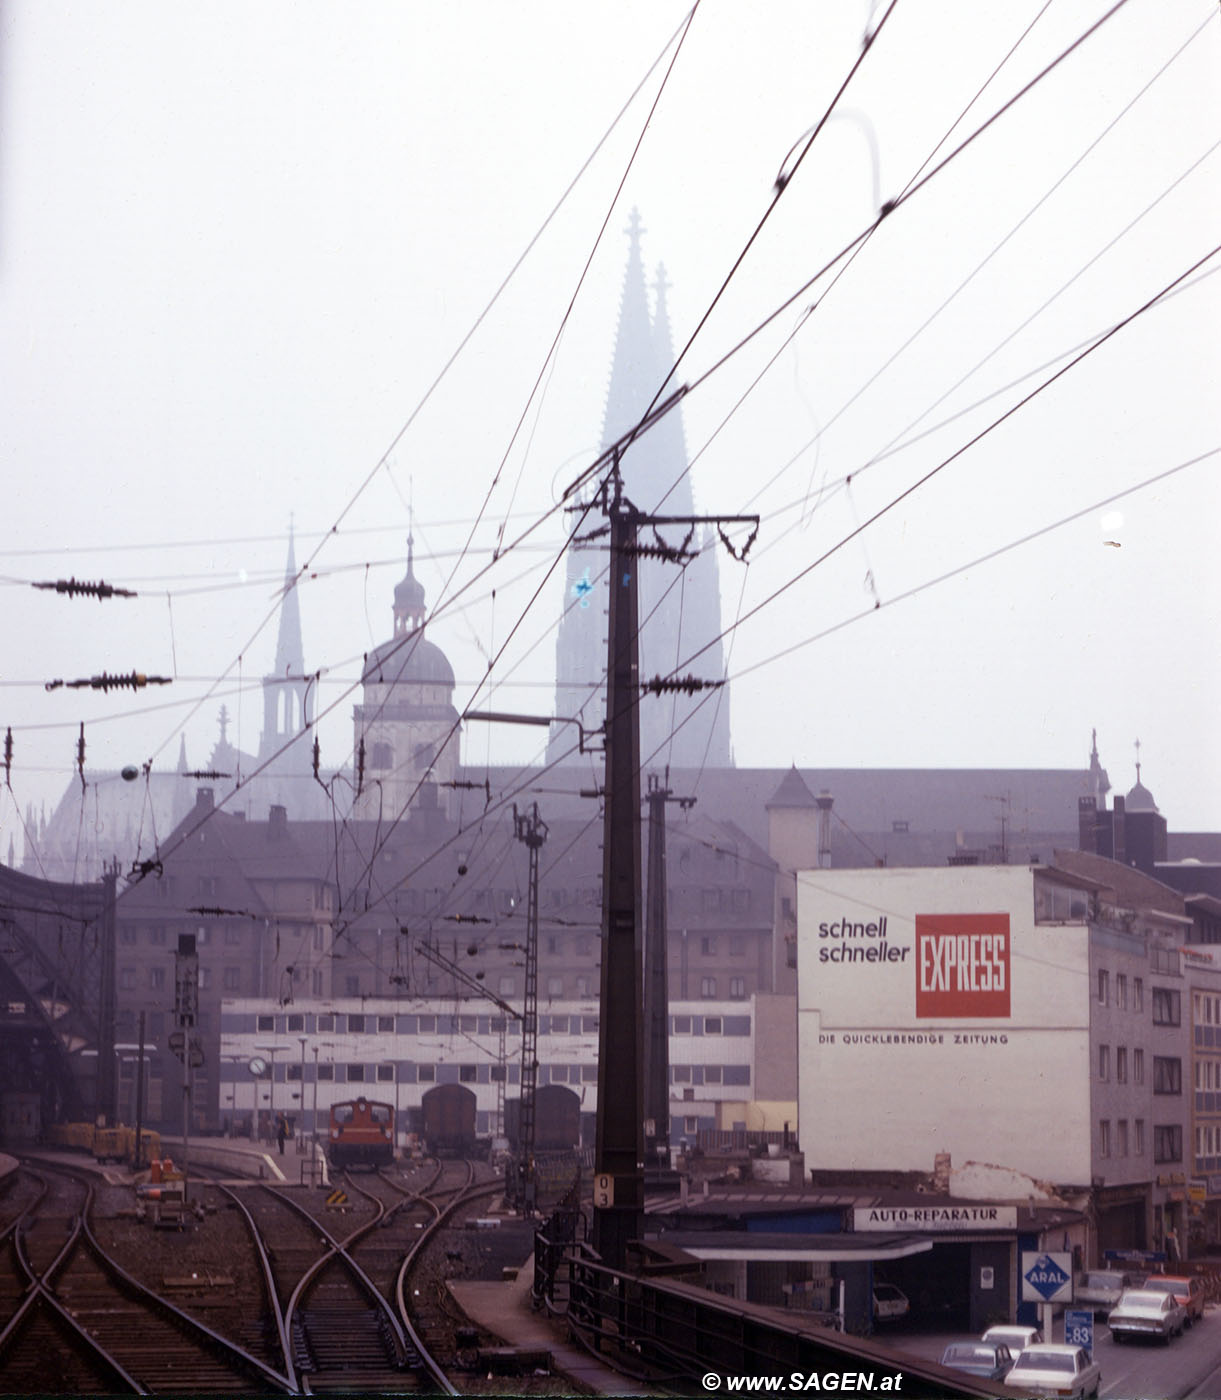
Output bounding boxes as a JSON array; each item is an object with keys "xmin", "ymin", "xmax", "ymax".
[{"xmin": 1065, "ymin": 1308, "xmax": 1094, "ymax": 1356}]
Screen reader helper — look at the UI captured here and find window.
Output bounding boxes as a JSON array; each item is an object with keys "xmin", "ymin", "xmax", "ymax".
[
  {"xmin": 547, "ymin": 977, "xmax": 564, "ymax": 997},
  {"xmin": 730, "ymin": 936, "xmax": 745, "ymax": 957},
  {"xmin": 1134, "ymin": 1048, "xmax": 1144, "ymax": 1084},
  {"xmin": 377, "ymin": 1063, "xmax": 394, "ymax": 1082},
  {"xmin": 672, "ymin": 1066, "xmax": 692, "ymax": 1083},
  {"xmin": 197, "ymin": 876, "xmax": 218, "ymax": 897},
  {"xmin": 225, "ymin": 925, "xmax": 241, "ymax": 945},
  {"xmin": 1154, "ymin": 1125, "xmax": 1183, "ymax": 1163},
  {"xmin": 1097, "ymin": 970, "xmax": 1109, "ymax": 1005},
  {"xmin": 575, "ymin": 976, "xmax": 591, "ymax": 998},
  {"xmin": 673, "ymin": 1015, "xmax": 692, "ymax": 1035},
  {"xmin": 317, "ymin": 1063, "xmax": 333, "ymax": 1081},
  {"xmin": 459, "ymin": 1064, "xmax": 478, "ymax": 1083},
  {"xmin": 417, "ymin": 1015, "xmax": 435, "ymax": 1034},
  {"xmin": 497, "ymin": 976, "xmax": 516, "ymax": 996},
  {"xmin": 120, "ymin": 926, "xmax": 137, "ymax": 945},
  {"xmin": 149, "ymin": 966, "xmax": 165, "ymax": 990},
  {"xmin": 1098, "ymin": 1045, "xmax": 1110, "ymax": 1081},
  {"xmin": 581, "ymin": 1064, "xmax": 597, "ymax": 1082},
  {"xmin": 701, "ymin": 935, "xmax": 717, "ymax": 956},
  {"xmin": 729, "ymin": 977, "xmax": 746, "ymax": 1000},
  {"xmin": 703, "ymin": 1016, "xmax": 723, "ymax": 1035},
  {"xmin": 344, "ymin": 976, "xmax": 359, "ymax": 996},
  {"xmin": 1134, "ymin": 978, "xmax": 1144, "ymax": 1011},
  {"xmin": 704, "ymin": 1065, "xmax": 723, "ymax": 1084},
  {"xmin": 1153, "ymin": 1057, "xmax": 1182, "ymax": 1094},
  {"xmin": 347, "ymin": 1064, "xmax": 364, "ymax": 1082},
  {"xmin": 149, "ymin": 926, "xmax": 167, "ymax": 945},
  {"xmin": 287, "ymin": 1063, "xmax": 302, "ymax": 1081},
  {"xmin": 377, "ymin": 1015, "xmax": 395, "ymax": 1033},
  {"xmin": 1152, "ymin": 988, "xmax": 1181, "ymax": 1026},
  {"xmin": 700, "ymin": 977, "xmax": 717, "ymax": 999},
  {"xmin": 348, "ymin": 1013, "xmax": 365, "ymax": 1034},
  {"xmin": 1118, "ymin": 1120, "xmax": 1129, "ymax": 1157},
  {"xmin": 317, "ymin": 1014, "xmax": 334, "ymax": 1032},
  {"xmin": 119, "ymin": 968, "xmax": 136, "ymax": 990},
  {"xmin": 1099, "ymin": 1120, "xmax": 1111, "ymax": 1157},
  {"xmin": 370, "ymin": 741, "xmax": 392, "ymax": 770},
  {"xmin": 1116, "ymin": 1046, "xmax": 1127, "ymax": 1083},
  {"xmin": 1116, "ymin": 974, "xmax": 1127, "ymax": 1009},
  {"xmin": 287, "ymin": 1013, "xmax": 304, "ymax": 1032},
  {"xmin": 417, "ymin": 1064, "xmax": 435, "ymax": 1083},
  {"xmin": 684, "ymin": 1116, "xmax": 699, "ymax": 1134}
]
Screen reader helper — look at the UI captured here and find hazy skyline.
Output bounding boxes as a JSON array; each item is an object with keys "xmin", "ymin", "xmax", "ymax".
[{"xmin": 2, "ymin": 0, "xmax": 1218, "ymax": 857}]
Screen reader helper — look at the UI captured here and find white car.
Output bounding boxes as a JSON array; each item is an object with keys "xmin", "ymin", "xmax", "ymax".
[
  {"xmin": 1107, "ymin": 1288, "xmax": 1186, "ymax": 1343},
  {"xmin": 981, "ymin": 1323, "xmax": 1042, "ymax": 1352},
  {"xmin": 872, "ymin": 1283, "xmax": 909, "ymax": 1322},
  {"xmin": 1005, "ymin": 1343, "xmax": 1100, "ymax": 1398}
]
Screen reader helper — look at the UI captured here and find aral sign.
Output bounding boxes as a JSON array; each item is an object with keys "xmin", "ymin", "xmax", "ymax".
[{"xmin": 915, "ymin": 913, "xmax": 1010, "ymax": 1018}]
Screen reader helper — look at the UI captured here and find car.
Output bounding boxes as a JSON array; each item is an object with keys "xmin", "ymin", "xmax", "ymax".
[
  {"xmin": 982, "ymin": 1323, "xmax": 1042, "ymax": 1352},
  {"xmin": 1005, "ymin": 1344, "xmax": 1100, "ymax": 1398},
  {"xmin": 872, "ymin": 1283, "xmax": 909, "ymax": 1322},
  {"xmin": 1142, "ymin": 1273, "xmax": 1206, "ymax": 1325},
  {"xmin": 939, "ymin": 1341, "xmax": 1013, "ymax": 1380},
  {"xmin": 1107, "ymin": 1287, "xmax": 1186, "ymax": 1344},
  {"xmin": 1075, "ymin": 1269, "xmax": 1137, "ymax": 1314}
]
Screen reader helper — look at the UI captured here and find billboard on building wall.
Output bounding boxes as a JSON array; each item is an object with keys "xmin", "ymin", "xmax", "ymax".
[
  {"xmin": 914, "ymin": 913, "xmax": 1011, "ymax": 1018},
  {"xmin": 796, "ymin": 867, "xmax": 1092, "ymax": 1181}
]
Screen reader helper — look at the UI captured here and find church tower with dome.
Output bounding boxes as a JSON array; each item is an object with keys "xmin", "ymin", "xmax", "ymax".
[{"xmin": 352, "ymin": 537, "xmax": 461, "ymax": 824}]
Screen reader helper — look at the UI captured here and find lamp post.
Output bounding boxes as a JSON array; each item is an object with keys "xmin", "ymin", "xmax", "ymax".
[{"xmin": 297, "ymin": 1036, "xmax": 307, "ymax": 1153}]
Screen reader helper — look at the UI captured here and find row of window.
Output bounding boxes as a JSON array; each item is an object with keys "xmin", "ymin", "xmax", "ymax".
[
  {"xmin": 1096, "ymin": 1045, "xmax": 1182, "ymax": 1093},
  {"xmin": 1097, "ymin": 1119, "xmax": 1182, "ymax": 1162},
  {"xmin": 1195, "ymin": 1058, "xmax": 1221, "ymax": 1092},
  {"xmin": 1195, "ymin": 992, "xmax": 1221, "ymax": 1027},
  {"xmin": 247, "ymin": 1010, "xmax": 750, "ymax": 1038},
  {"xmin": 1197, "ymin": 1124, "xmax": 1221, "ymax": 1158},
  {"xmin": 1096, "ymin": 971, "xmax": 1182, "ymax": 1025}
]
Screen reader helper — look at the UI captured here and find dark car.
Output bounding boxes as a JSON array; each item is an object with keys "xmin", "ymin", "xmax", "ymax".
[{"xmin": 939, "ymin": 1341, "xmax": 1013, "ymax": 1379}]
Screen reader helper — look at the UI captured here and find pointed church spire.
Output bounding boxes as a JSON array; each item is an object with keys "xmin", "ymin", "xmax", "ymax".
[{"xmin": 273, "ymin": 524, "xmax": 305, "ymax": 677}]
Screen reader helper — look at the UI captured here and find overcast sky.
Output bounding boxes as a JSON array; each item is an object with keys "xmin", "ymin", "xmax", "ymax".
[{"xmin": 2, "ymin": 0, "xmax": 1219, "ymax": 854}]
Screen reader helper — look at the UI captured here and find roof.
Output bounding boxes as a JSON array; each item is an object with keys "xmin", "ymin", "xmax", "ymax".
[
  {"xmin": 648, "ymin": 1230, "xmax": 934, "ymax": 1263},
  {"xmin": 1052, "ymin": 848, "xmax": 1186, "ymax": 918},
  {"xmin": 361, "ymin": 633, "xmax": 455, "ymax": 688}
]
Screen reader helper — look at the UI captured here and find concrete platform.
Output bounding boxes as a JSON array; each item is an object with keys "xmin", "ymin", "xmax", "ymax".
[{"xmin": 449, "ymin": 1257, "xmax": 660, "ymax": 1397}]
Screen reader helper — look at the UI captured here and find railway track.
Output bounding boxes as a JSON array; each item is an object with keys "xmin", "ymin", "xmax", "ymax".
[{"xmin": 0, "ymin": 1161, "xmax": 286, "ymax": 1394}]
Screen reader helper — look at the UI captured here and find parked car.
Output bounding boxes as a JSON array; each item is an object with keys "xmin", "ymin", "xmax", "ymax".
[
  {"xmin": 939, "ymin": 1341, "xmax": 1013, "ymax": 1380},
  {"xmin": 1107, "ymin": 1287, "xmax": 1186, "ymax": 1344},
  {"xmin": 872, "ymin": 1283, "xmax": 909, "ymax": 1322},
  {"xmin": 1142, "ymin": 1273, "xmax": 1206, "ymax": 1325},
  {"xmin": 982, "ymin": 1323, "xmax": 1042, "ymax": 1352},
  {"xmin": 1076, "ymin": 1269, "xmax": 1137, "ymax": 1314},
  {"xmin": 1005, "ymin": 1344, "xmax": 1100, "ymax": 1397}
]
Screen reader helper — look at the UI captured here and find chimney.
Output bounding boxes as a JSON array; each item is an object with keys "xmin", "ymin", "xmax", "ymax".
[
  {"xmin": 1111, "ymin": 795, "xmax": 1126, "ymax": 866},
  {"xmin": 1077, "ymin": 796, "xmax": 1098, "ymax": 852},
  {"xmin": 816, "ymin": 790, "xmax": 834, "ymax": 869},
  {"xmin": 269, "ymin": 805, "xmax": 288, "ymax": 840}
]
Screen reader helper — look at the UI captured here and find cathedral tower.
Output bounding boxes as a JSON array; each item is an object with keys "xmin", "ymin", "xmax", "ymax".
[{"xmin": 548, "ymin": 211, "xmax": 731, "ymax": 769}]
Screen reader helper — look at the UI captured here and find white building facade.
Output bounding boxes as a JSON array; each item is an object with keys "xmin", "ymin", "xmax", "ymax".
[{"xmin": 796, "ymin": 864, "xmax": 1193, "ymax": 1260}]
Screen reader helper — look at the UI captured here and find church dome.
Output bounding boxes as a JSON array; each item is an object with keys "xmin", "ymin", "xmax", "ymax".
[
  {"xmin": 394, "ymin": 560, "xmax": 426, "ymax": 618},
  {"xmin": 361, "ymin": 635, "xmax": 454, "ymax": 689},
  {"xmin": 1125, "ymin": 777, "xmax": 1158, "ymax": 812}
]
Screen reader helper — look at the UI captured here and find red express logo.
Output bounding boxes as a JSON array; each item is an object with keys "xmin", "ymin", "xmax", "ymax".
[{"xmin": 915, "ymin": 913, "xmax": 1010, "ymax": 1018}]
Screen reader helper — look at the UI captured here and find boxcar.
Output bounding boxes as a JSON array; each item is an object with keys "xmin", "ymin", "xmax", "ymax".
[
  {"xmin": 421, "ymin": 1083, "xmax": 477, "ymax": 1157},
  {"xmin": 328, "ymin": 1098, "xmax": 395, "ymax": 1169},
  {"xmin": 505, "ymin": 1083, "xmax": 582, "ymax": 1152}
]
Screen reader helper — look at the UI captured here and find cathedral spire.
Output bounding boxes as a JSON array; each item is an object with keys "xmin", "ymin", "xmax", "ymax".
[{"xmin": 260, "ymin": 525, "xmax": 313, "ymax": 762}]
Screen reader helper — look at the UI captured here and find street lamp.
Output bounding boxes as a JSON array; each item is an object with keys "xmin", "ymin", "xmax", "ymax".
[{"xmin": 297, "ymin": 1036, "xmax": 307, "ymax": 1154}]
